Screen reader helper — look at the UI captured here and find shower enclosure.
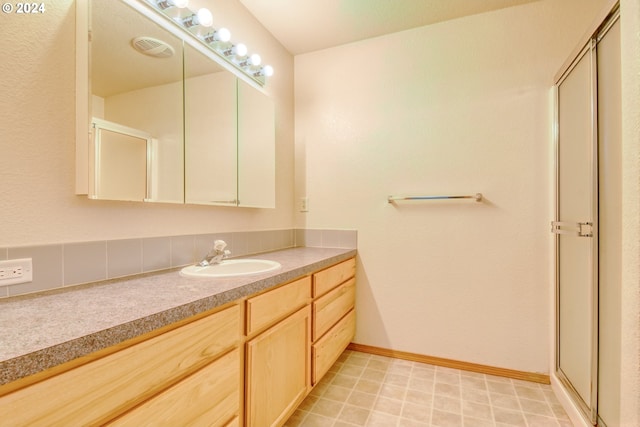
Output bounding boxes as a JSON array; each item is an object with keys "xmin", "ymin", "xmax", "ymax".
[{"xmin": 553, "ymin": 2, "xmax": 620, "ymax": 426}]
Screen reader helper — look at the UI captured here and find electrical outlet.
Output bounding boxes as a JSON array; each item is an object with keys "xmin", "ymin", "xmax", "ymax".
[
  {"xmin": 300, "ymin": 197, "xmax": 309, "ymax": 212},
  {"xmin": 0, "ymin": 258, "xmax": 33, "ymax": 286}
]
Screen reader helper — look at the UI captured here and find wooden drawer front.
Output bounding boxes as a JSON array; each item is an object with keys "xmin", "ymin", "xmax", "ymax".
[
  {"xmin": 313, "ymin": 277, "xmax": 355, "ymax": 342},
  {"xmin": 0, "ymin": 304, "xmax": 240, "ymax": 426},
  {"xmin": 246, "ymin": 276, "xmax": 311, "ymax": 335},
  {"xmin": 109, "ymin": 348, "xmax": 240, "ymax": 427},
  {"xmin": 313, "ymin": 258, "xmax": 356, "ymax": 297},
  {"xmin": 312, "ymin": 309, "xmax": 356, "ymax": 385}
]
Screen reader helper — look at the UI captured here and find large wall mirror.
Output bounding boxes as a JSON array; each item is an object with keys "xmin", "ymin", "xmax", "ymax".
[
  {"xmin": 184, "ymin": 45, "xmax": 237, "ymax": 206},
  {"xmin": 90, "ymin": 0, "xmax": 184, "ymax": 203},
  {"xmin": 80, "ymin": 0, "xmax": 275, "ymax": 208},
  {"xmin": 238, "ymin": 79, "xmax": 275, "ymax": 208}
]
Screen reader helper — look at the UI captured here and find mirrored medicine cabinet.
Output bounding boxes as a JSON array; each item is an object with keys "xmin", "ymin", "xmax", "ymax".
[{"xmin": 76, "ymin": 0, "xmax": 275, "ymax": 208}]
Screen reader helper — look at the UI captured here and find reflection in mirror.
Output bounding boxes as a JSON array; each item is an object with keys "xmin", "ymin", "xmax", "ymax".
[
  {"xmin": 184, "ymin": 44, "xmax": 238, "ymax": 206},
  {"xmin": 90, "ymin": 0, "xmax": 184, "ymax": 203},
  {"xmin": 91, "ymin": 118, "xmax": 149, "ymax": 201},
  {"xmin": 238, "ymin": 80, "xmax": 275, "ymax": 208},
  {"xmin": 82, "ymin": 0, "xmax": 276, "ymax": 208}
]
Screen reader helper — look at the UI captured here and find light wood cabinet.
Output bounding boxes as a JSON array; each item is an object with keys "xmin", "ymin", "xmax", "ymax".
[
  {"xmin": 0, "ymin": 304, "xmax": 241, "ymax": 427},
  {"xmin": 245, "ymin": 276, "xmax": 311, "ymax": 335},
  {"xmin": 310, "ymin": 259, "xmax": 357, "ymax": 386},
  {"xmin": 244, "ymin": 258, "xmax": 356, "ymax": 427},
  {"xmin": 108, "ymin": 348, "xmax": 240, "ymax": 427},
  {"xmin": 312, "ymin": 309, "xmax": 356, "ymax": 385},
  {"xmin": 245, "ymin": 306, "xmax": 311, "ymax": 427},
  {"xmin": 313, "ymin": 277, "xmax": 355, "ymax": 341},
  {"xmin": 313, "ymin": 257, "xmax": 356, "ymax": 297}
]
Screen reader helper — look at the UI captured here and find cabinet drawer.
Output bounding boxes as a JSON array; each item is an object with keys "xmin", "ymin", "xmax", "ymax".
[
  {"xmin": 313, "ymin": 258, "xmax": 356, "ymax": 297},
  {"xmin": 313, "ymin": 277, "xmax": 355, "ymax": 342},
  {"xmin": 109, "ymin": 348, "xmax": 240, "ymax": 427},
  {"xmin": 246, "ymin": 276, "xmax": 311, "ymax": 335},
  {"xmin": 0, "ymin": 304, "xmax": 240, "ymax": 426},
  {"xmin": 312, "ymin": 309, "xmax": 356, "ymax": 385}
]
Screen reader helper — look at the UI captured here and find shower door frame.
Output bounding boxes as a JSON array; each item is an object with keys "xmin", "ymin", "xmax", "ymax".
[{"xmin": 553, "ymin": 40, "xmax": 599, "ymax": 426}]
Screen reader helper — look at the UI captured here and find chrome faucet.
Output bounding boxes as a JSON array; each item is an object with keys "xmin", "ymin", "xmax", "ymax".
[{"xmin": 198, "ymin": 240, "xmax": 231, "ymax": 267}]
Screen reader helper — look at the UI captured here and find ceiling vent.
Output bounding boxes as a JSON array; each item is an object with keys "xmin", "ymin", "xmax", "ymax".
[{"xmin": 131, "ymin": 36, "xmax": 175, "ymax": 58}]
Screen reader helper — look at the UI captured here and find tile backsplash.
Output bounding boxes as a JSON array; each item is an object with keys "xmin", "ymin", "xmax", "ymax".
[{"xmin": 0, "ymin": 228, "xmax": 357, "ymax": 299}]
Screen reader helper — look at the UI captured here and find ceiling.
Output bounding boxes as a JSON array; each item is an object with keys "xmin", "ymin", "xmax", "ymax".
[{"xmin": 238, "ymin": 0, "xmax": 540, "ymax": 55}]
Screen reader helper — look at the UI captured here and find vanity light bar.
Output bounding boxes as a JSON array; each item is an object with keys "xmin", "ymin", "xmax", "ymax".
[{"xmin": 146, "ymin": 0, "xmax": 273, "ymax": 86}]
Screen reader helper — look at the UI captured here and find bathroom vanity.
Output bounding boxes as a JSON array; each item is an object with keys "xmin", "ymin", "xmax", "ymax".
[{"xmin": 0, "ymin": 247, "xmax": 355, "ymax": 427}]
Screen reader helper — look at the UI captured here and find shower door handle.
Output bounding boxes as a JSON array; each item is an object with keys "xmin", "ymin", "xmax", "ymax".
[{"xmin": 551, "ymin": 221, "xmax": 593, "ymax": 237}]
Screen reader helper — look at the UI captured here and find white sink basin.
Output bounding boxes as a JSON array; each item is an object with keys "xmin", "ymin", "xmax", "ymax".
[{"xmin": 180, "ymin": 259, "xmax": 281, "ymax": 278}]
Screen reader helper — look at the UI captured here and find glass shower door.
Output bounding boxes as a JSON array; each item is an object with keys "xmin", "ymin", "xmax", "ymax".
[
  {"xmin": 596, "ymin": 15, "xmax": 621, "ymax": 427},
  {"xmin": 554, "ymin": 42, "xmax": 598, "ymax": 423}
]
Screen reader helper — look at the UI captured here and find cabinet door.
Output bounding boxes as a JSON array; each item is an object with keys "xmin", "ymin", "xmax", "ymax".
[
  {"xmin": 245, "ymin": 306, "xmax": 311, "ymax": 427},
  {"xmin": 184, "ymin": 67, "xmax": 237, "ymax": 206},
  {"xmin": 237, "ymin": 79, "xmax": 275, "ymax": 208}
]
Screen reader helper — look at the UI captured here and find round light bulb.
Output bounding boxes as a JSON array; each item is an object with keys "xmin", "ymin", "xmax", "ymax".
[
  {"xmin": 263, "ymin": 65, "xmax": 274, "ymax": 77},
  {"xmin": 249, "ymin": 54, "xmax": 261, "ymax": 66},
  {"xmin": 234, "ymin": 43, "xmax": 248, "ymax": 57},
  {"xmin": 217, "ymin": 28, "xmax": 231, "ymax": 42},
  {"xmin": 196, "ymin": 8, "xmax": 213, "ymax": 27}
]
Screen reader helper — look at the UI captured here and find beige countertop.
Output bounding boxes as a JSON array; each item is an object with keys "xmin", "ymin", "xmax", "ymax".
[{"xmin": 0, "ymin": 247, "xmax": 356, "ymax": 386}]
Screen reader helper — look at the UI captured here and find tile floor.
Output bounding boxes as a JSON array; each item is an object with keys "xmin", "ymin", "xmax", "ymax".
[{"xmin": 285, "ymin": 350, "xmax": 573, "ymax": 427}]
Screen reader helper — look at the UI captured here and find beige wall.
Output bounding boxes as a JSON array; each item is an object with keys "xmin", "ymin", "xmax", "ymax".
[
  {"xmin": 620, "ymin": 0, "xmax": 640, "ymax": 424},
  {"xmin": 0, "ymin": 0, "xmax": 294, "ymax": 247},
  {"xmin": 295, "ymin": 0, "xmax": 606, "ymax": 374}
]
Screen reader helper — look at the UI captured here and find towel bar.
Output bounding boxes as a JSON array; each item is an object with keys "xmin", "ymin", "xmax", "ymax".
[{"xmin": 387, "ymin": 193, "xmax": 483, "ymax": 203}]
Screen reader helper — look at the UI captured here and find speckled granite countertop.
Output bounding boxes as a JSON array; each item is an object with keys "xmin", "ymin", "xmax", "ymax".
[{"xmin": 0, "ymin": 247, "xmax": 356, "ymax": 386}]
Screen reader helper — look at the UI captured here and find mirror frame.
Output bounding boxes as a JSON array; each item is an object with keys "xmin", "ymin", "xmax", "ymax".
[{"xmin": 75, "ymin": 0, "xmax": 89, "ymax": 195}]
